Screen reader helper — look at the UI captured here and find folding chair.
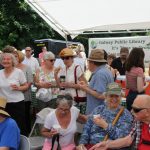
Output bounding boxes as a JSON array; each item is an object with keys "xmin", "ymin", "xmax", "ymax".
[
  {"xmin": 29, "ymin": 107, "xmax": 54, "ymax": 150},
  {"xmin": 19, "ymin": 135, "xmax": 30, "ymax": 150}
]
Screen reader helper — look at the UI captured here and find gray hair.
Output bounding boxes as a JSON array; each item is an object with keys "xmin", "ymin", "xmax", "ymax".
[
  {"xmin": 56, "ymin": 94, "xmax": 73, "ymax": 108},
  {"xmin": 43, "ymin": 51, "xmax": 55, "ymax": 60},
  {"xmin": 78, "ymin": 44, "xmax": 85, "ymax": 52},
  {"xmin": 0, "ymin": 53, "xmax": 17, "ymax": 67}
]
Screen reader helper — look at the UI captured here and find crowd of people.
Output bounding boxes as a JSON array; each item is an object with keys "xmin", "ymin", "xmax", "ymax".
[{"xmin": 0, "ymin": 44, "xmax": 150, "ymax": 150}]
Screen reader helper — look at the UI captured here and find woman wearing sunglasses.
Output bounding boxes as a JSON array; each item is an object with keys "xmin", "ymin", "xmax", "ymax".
[
  {"xmin": 34, "ymin": 51, "xmax": 59, "ymax": 109},
  {"xmin": 55, "ymin": 48, "xmax": 87, "ymax": 112}
]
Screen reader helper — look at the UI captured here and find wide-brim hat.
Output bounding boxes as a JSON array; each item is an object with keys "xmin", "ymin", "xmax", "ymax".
[
  {"xmin": 0, "ymin": 97, "xmax": 10, "ymax": 117},
  {"xmin": 59, "ymin": 48, "xmax": 76, "ymax": 57},
  {"xmin": 106, "ymin": 82, "xmax": 121, "ymax": 96},
  {"xmin": 88, "ymin": 49, "xmax": 107, "ymax": 62}
]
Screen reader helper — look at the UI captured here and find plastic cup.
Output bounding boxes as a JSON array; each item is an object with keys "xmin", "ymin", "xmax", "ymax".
[
  {"xmin": 52, "ymin": 124, "xmax": 61, "ymax": 133},
  {"xmin": 93, "ymin": 114, "xmax": 100, "ymax": 119},
  {"xmin": 32, "ymin": 86, "xmax": 37, "ymax": 92}
]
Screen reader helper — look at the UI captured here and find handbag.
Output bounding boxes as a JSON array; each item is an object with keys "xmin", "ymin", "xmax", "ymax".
[
  {"xmin": 36, "ymin": 88, "xmax": 52, "ymax": 102},
  {"xmin": 74, "ymin": 65, "xmax": 87, "ymax": 103},
  {"xmin": 51, "ymin": 134, "xmax": 61, "ymax": 150}
]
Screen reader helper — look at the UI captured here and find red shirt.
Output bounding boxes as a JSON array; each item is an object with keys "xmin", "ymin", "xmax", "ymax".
[{"xmin": 138, "ymin": 123, "xmax": 150, "ymax": 150}]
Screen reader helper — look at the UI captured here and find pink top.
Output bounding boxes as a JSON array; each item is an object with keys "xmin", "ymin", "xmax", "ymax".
[
  {"xmin": 39, "ymin": 52, "xmax": 45, "ymax": 66},
  {"xmin": 126, "ymin": 67, "xmax": 145, "ymax": 91},
  {"xmin": 39, "ymin": 52, "xmax": 44, "ymax": 59}
]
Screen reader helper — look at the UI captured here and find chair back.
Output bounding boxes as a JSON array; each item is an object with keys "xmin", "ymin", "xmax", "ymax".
[
  {"xmin": 29, "ymin": 108, "xmax": 54, "ymax": 150},
  {"xmin": 36, "ymin": 107, "xmax": 54, "ymax": 124},
  {"xmin": 19, "ymin": 135, "xmax": 30, "ymax": 150}
]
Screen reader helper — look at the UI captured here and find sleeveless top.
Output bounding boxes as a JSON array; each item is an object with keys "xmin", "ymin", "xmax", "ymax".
[{"xmin": 39, "ymin": 67, "xmax": 59, "ymax": 99}]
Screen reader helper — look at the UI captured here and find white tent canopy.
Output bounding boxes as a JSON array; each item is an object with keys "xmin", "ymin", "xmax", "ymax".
[{"xmin": 25, "ymin": 0, "xmax": 150, "ymax": 38}]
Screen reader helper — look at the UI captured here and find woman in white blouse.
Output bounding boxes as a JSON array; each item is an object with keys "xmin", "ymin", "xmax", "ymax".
[
  {"xmin": 41, "ymin": 94, "xmax": 87, "ymax": 150},
  {"xmin": 0, "ymin": 53, "xmax": 28, "ymax": 135},
  {"xmin": 55, "ymin": 48, "xmax": 87, "ymax": 102}
]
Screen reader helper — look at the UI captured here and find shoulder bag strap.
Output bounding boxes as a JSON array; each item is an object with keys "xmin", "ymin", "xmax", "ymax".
[
  {"xmin": 103, "ymin": 107, "xmax": 125, "ymax": 141},
  {"xmin": 51, "ymin": 134, "xmax": 57, "ymax": 150},
  {"xmin": 74, "ymin": 65, "xmax": 80, "ymax": 97},
  {"xmin": 56, "ymin": 134, "xmax": 61, "ymax": 150},
  {"xmin": 51, "ymin": 134, "xmax": 61, "ymax": 150}
]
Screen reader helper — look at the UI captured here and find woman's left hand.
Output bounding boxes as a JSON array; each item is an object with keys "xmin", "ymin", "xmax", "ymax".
[
  {"xmin": 10, "ymin": 84, "xmax": 20, "ymax": 91},
  {"xmin": 93, "ymin": 116, "xmax": 108, "ymax": 129}
]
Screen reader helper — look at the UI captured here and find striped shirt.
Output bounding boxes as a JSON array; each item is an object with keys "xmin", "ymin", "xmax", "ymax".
[
  {"xmin": 126, "ymin": 67, "xmax": 145, "ymax": 91},
  {"xmin": 130, "ymin": 121, "xmax": 150, "ymax": 149}
]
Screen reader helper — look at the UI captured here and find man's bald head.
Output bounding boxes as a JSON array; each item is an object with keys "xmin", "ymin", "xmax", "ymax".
[
  {"xmin": 133, "ymin": 95, "xmax": 150, "ymax": 108},
  {"xmin": 132, "ymin": 95, "xmax": 150, "ymax": 123}
]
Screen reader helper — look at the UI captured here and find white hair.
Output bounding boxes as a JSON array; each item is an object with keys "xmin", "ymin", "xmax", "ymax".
[
  {"xmin": 43, "ymin": 51, "xmax": 55, "ymax": 60},
  {"xmin": 0, "ymin": 53, "xmax": 17, "ymax": 66}
]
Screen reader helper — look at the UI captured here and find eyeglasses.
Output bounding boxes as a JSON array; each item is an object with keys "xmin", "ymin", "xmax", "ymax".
[
  {"xmin": 108, "ymin": 94, "xmax": 120, "ymax": 98},
  {"xmin": 61, "ymin": 56, "xmax": 72, "ymax": 60},
  {"xmin": 58, "ymin": 107, "xmax": 70, "ymax": 112},
  {"xmin": 132, "ymin": 106, "xmax": 147, "ymax": 113},
  {"xmin": 47, "ymin": 59, "xmax": 55, "ymax": 62}
]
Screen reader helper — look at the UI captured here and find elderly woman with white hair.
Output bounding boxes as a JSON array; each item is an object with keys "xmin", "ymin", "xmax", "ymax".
[
  {"xmin": 41, "ymin": 94, "xmax": 87, "ymax": 150},
  {"xmin": 34, "ymin": 51, "xmax": 59, "ymax": 109},
  {"xmin": 77, "ymin": 82, "xmax": 133, "ymax": 150},
  {"xmin": 0, "ymin": 53, "xmax": 28, "ymax": 135}
]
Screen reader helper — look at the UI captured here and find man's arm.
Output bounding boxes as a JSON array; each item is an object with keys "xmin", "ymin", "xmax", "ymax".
[
  {"xmin": 90, "ymin": 135, "xmax": 133, "ymax": 150},
  {"xmin": 79, "ymin": 84, "xmax": 105, "ymax": 100},
  {"xmin": 107, "ymin": 135, "xmax": 133, "ymax": 149}
]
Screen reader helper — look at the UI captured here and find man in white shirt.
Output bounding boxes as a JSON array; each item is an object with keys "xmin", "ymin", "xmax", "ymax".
[{"xmin": 23, "ymin": 47, "xmax": 39, "ymax": 75}]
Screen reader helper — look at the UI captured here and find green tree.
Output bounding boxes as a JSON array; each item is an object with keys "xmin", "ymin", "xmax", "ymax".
[{"xmin": 0, "ymin": 0, "xmax": 63, "ymax": 50}]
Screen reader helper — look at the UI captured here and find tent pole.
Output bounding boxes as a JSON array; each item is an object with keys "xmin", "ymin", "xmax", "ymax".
[
  {"xmin": 65, "ymin": 34, "xmax": 68, "ymax": 47},
  {"xmin": 65, "ymin": 34, "xmax": 72, "ymax": 47}
]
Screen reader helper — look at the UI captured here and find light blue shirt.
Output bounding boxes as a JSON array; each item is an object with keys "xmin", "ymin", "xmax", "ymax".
[{"xmin": 86, "ymin": 65, "xmax": 114, "ymax": 114}]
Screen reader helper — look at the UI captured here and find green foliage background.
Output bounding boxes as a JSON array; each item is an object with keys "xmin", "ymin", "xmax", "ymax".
[
  {"xmin": 0, "ymin": 0, "xmax": 148, "ymax": 54},
  {"xmin": 0, "ymin": 0, "xmax": 63, "ymax": 50}
]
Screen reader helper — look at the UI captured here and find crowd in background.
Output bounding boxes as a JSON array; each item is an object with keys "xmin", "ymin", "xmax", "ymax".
[{"xmin": 0, "ymin": 44, "xmax": 150, "ymax": 150}]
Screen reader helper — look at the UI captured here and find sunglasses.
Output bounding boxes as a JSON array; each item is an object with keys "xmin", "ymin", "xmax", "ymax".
[
  {"xmin": 61, "ymin": 56, "xmax": 72, "ymax": 60},
  {"xmin": 132, "ymin": 107, "xmax": 147, "ymax": 113},
  {"xmin": 25, "ymin": 50, "xmax": 31, "ymax": 52}
]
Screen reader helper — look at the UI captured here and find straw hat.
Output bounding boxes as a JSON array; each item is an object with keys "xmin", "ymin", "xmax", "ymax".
[
  {"xmin": 0, "ymin": 97, "xmax": 10, "ymax": 117},
  {"xmin": 59, "ymin": 48, "xmax": 76, "ymax": 57},
  {"xmin": 88, "ymin": 49, "xmax": 107, "ymax": 62}
]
